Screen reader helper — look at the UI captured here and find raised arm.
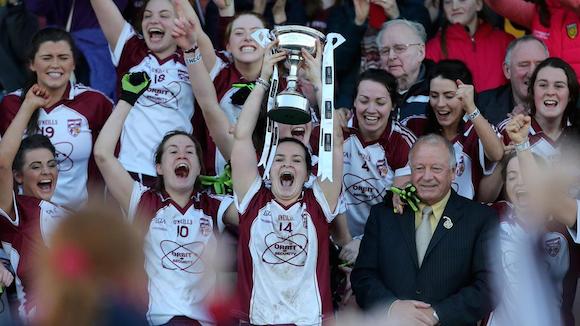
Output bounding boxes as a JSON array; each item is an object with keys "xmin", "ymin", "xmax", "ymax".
[
  {"xmin": 172, "ymin": 13, "xmax": 233, "ymax": 159},
  {"xmin": 173, "ymin": 0, "xmax": 217, "ymax": 71},
  {"xmin": 231, "ymin": 42, "xmax": 286, "ymax": 200},
  {"xmin": 93, "ymin": 73, "xmax": 151, "ymax": 212},
  {"xmin": 0, "ymin": 85, "xmax": 49, "ymax": 216},
  {"xmin": 89, "ymin": 0, "xmax": 126, "ymax": 51},
  {"xmin": 484, "ymin": 0, "xmax": 535, "ymax": 28},
  {"xmin": 456, "ymin": 80, "xmax": 504, "ymax": 162}
]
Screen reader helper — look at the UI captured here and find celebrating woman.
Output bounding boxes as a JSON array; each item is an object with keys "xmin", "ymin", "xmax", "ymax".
[
  {"xmin": 403, "ymin": 60, "xmax": 504, "ymax": 200},
  {"xmin": 93, "ymin": 71, "xmax": 236, "ymax": 325}
]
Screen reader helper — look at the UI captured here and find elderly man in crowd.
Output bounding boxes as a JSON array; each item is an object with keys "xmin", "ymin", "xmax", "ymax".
[
  {"xmin": 477, "ymin": 36, "xmax": 549, "ymax": 125},
  {"xmin": 377, "ymin": 19, "xmax": 433, "ymax": 121},
  {"xmin": 351, "ymin": 134, "xmax": 498, "ymax": 325}
]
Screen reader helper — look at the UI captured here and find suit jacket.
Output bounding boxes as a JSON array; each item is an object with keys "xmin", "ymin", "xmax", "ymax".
[
  {"xmin": 351, "ymin": 190, "xmax": 498, "ymax": 325},
  {"xmin": 476, "ymin": 83, "xmax": 515, "ymax": 126}
]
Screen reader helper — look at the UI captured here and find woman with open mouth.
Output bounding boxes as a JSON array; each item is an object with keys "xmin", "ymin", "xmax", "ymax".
[
  {"xmin": 0, "ymin": 28, "xmax": 113, "ymax": 209},
  {"xmin": 93, "ymin": 71, "xmax": 237, "ymax": 325},
  {"xmin": 403, "ymin": 59, "xmax": 504, "ymax": 201},
  {"xmin": 224, "ymin": 31, "xmax": 344, "ymax": 323},
  {"xmin": 89, "ymin": 0, "xmax": 217, "ymax": 189},
  {"xmin": 487, "ymin": 114, "xmax": 580, "ymax": 326},
  {"xmin": 0, "ymin": 84, "xmax": 68, "ymax": 322}
]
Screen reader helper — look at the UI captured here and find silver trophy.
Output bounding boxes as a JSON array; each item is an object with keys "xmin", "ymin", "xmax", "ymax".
[{"xmin": 269, "ymin": 25, "xmax": 326, "ymax": 125}]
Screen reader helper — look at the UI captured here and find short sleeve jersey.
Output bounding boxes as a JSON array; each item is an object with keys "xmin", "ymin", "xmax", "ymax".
[
  {"xmin": 111, "ymin": 22, "xmax": 194, "ymax": 176},
  {"xmin": 233, "ymin": 176, "xmax": 338, "ymax": 325},
  {"xmin": 0, "ymin": 83, "xmax": 113, "ymax": 208},
  {"xmin": 128, "ymin": 182, "xmax": 233, "ymax": 325},
  {"xmin": 404, "ymin": 116, "xmax": 497, "ymax": 200},
  {"xmin": 0, "ymin": 194, "xmax": 67, "ymax": 319},
  {"xmin": 334, "ymin": 121, "xmax": 415, "ymax": 237},
  {"xmin": 498, "ymin": 117, "xmax": 561, "ymax": 162}
]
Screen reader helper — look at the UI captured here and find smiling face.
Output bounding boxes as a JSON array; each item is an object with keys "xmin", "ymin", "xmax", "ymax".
[
  {"xmin": 141, "ymin": 0, "xmax": 177, "ymax": 59},
  {"xmin": 533, "ymin": 66, "xmax": 570, "ymax": 122},
  {"xmin": 155, "ymin": 134, "xmax": 201, "ymax": 194},
  {"xmin": 270, "ymin": 141, "xmax": 308, "ymax": 205},
  {"xmin": 443, "ymin": 0, "xmax": 482, "ymax": 28},
  {"xmin": 29, "ymin": 40, "xmax": 75, "ymax": 93},
  {"xmin": 379, "ymin": 23, "xmax": 424, "ymax": 85},
  {"xmin": 278, "ymin": 122, "xmax": 313, "ymax": 145},
  {"xmin": 429, "ymin": 76, "xmax": 464, "ymax": 130},
  {"xmin": 505, "ymin": 40, "xmax": 548, "ymax": 104},
  {"xmin": 14, "ymin": 148, "xmax": 58, "ymax": 201},
  {"xmin": 226, "ymin": 14, "xmax": 265, "ymax": 64},
  {"xmin": 354, "ymin": 80, "xmax": 393, "ymax": 141},
  {"xmin": 411, "ymin": 141, "xmax": 455, "ymax": 205}
]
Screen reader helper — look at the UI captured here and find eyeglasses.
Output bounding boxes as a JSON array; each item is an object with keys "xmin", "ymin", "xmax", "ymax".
[{"xmin": 379, "ymin": 43, "xmax": 422, "ymax": 56}]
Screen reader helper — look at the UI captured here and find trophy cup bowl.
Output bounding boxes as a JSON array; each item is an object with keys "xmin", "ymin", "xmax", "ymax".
[{"xmin": 269, "ymin": 25, "xmax": 326, "ymax": 125}]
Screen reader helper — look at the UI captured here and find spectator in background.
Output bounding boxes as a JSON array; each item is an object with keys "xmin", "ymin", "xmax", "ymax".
[
  {"xmin": 485, "ymin": 0, "xmax": 580, "ymax": 82},
  {"xmin": 477, "ymin": 36, "xmax": 549, "ymax": 126},
  {"xmin": 426, "ymin": 0, "xmax": 514, "ymax": 92},
  {"xmin": 24, "ymin": 0, "xmax": 129, "ymax": 100},
  {"xmin": 36, "ymin": 207, "xmax": 148, "ymax": 326},
  {"xmin": 359, "ymin": 0, "xmax": 432, "ymax": 71},
  {"xmin": 0, "ymin": 0, "xmax": 39, "ymax": 94},
  {"xmin": 377, "ymin": 19, "xmax": 433, "ymax": 121}
]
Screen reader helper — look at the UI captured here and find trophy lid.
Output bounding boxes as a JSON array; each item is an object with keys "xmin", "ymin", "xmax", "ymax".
[{"xmin": 271, "ymin": 25, "xmax": 326, "ymax": 55}]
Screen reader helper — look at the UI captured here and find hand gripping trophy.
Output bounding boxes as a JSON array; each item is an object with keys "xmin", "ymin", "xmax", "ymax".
[{"xmin": 253, "ymin": 26, "xmax": 345, "ymax": 182}]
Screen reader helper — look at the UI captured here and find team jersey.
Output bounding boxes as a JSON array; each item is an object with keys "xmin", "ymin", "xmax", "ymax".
[
  {"xmin": 234, "ymin": 176, "xmax": 339, "ymax": 325},
  {"xmin": 498, "ymin": 116, "xmax": 562, "ymax": 162},
  {"xmin": 0, "ymin": 83, "xmax": 113, "ymax": 208},
  {"xmin": 128, "ymin": 182, "xmax": 233, "ymax": 325},
  {"xmin": 404, "ymin": 115, "xmax": 497, "ymax": 200},
  {"xmin": 488, "ymin": 201, "xmax": 580, "ymax": 326},
  {"xmin": 111, "ymin": 22, "xmax": 195, "ymax": 177},
  {"xmin": 0, "ymin": 193, "xmax": 67, "ymax": 320},
  {"xmin": 313, "ymin": 121, "xmax": 415, "ymax": 238}
]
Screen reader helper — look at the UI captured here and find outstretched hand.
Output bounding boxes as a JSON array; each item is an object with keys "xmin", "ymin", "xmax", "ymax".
[
  {"xmin": 301, "ymin": 39, "xmax": 323, "ymax": 87},
  {"xmin": 171, "ymin": 0, "xmax": 199, "ymax": 50},
  {"xmin": 259, "ymin": 40, "xmax": 287, "ymax": 81},
  {"xmin": 455, "ymin": 80, "xmax": 476, "ymax": 114}
]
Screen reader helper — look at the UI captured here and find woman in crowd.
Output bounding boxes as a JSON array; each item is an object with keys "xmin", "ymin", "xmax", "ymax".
[
  {"xmin": 403, "ymin": 60, "xmax": 504, "ymax": 200},
  {"xmin": 89, "ymin": 0, "xmax": 215, "ymax": 188},
  {"xmin": 426, "ymin": 0, "xmax": 513, "ymax": 92},
  {"xmin": 0, "ymin": 85, "xmax": 68, "ymax": 321},
  {"xmin": 488, "ymin": 114, "xmax": 580, "ymax": 326},
  {"xmin": 0, "ymin": 28, "xmax": 112, "ymax": 209},
  {"xmin": 312, "ymin": 68, "xmax": 416, "ymax": 263},
  {"xmin": 93, "ymin": 71, "xmax": 236, "ymax": 325}
]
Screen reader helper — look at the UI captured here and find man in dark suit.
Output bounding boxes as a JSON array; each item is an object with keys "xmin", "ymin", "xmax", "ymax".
[{"xmin": 351, "ymin": 134, "xmax": 498, "ymax": 325}]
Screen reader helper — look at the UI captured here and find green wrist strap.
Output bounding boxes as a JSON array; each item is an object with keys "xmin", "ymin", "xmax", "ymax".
[
  {"xmin": 199, "ymin": 163, "xmax": 233, "ymax": 195},
  {"xmin": 390, "ymin": 184, "xmax": 420, "ymax": 212}
]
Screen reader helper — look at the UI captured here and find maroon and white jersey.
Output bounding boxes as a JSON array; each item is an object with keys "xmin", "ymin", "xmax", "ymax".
[
  {"xmin": 498, "ymin": 117, "xmax": 561, "ymax": 162},
  {"xmin": 489, "ymin": 201, "xmax": 580, "ymax": 326},
  {"xmin": 0, "ymin": 193, "xmax": 67, "ymax": 320},
  {"xmin": 128, "ymin": 182, "xmax": 233, "ymax": 325},
  {"xmin": 334, "ymin": 122, "xmax": 415, "ymax": 237},
  {"xmin": 234, "ymin": 176, "xmax": 338, "ymax": 325},
  {"xmin": 404, "ymin": 116, "xmax": 497, "ymax": 200},
  {"xmin": 0, "ymin": 83, "xmax": 113, "ymax": 208},
  {"xmin": 112, "ymin": 22, "xmax": 194, "ymax": 177}
]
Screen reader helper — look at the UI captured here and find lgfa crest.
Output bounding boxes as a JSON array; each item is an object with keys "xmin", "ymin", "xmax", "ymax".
[
  {"xmin": 567, "ymin": 23, "xmax": 578, "ymax": 39},
  {"xmin": 67, "ymin": 119, "xmax": 82, "ymax": 137}
]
